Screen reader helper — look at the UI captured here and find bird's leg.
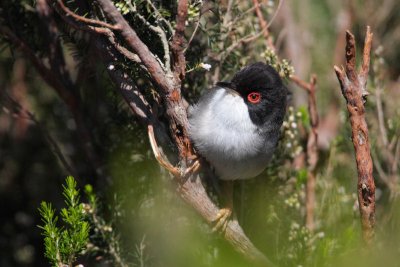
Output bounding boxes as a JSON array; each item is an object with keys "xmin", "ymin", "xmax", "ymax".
[
  {"xmin": 147, "ymin": 125, "xmax": 180, "ymax": 177},
  {"xmin": 212, "ymin": 180, "xmax": 234, "ymax": 233},
  {"xmin": 182, "ymin": 159, "xmax": 201, "ymax": 179}
]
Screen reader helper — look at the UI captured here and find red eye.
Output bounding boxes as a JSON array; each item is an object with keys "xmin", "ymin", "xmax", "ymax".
[{"xmin": 247, "ymin": 92, "xmax": 261, "ymax": 103}]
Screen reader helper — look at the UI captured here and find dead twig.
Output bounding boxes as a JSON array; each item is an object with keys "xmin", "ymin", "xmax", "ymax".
[
  {"xmin": 57, "ymin": 0, "xmax": 121, "ymax": 30},
  {"xmin": 334, "ymin": 26, "xmax": 375, "ymax": 244}
]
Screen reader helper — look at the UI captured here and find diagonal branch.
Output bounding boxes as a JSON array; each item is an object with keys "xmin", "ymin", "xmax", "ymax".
[{"xmin": 334, "ymin": 26, "xmax": 375, "ymax": 244}]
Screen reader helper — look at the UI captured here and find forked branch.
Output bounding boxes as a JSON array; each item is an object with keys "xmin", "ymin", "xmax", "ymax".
[{"xmin": 334, "ymin": 26, "xmax": 375, "ymax": 244}]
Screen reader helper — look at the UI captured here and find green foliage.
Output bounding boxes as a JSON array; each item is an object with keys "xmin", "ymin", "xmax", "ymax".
[{"xmin": 38, "ymin": 176, "xmax": 89, "ymax": 267}]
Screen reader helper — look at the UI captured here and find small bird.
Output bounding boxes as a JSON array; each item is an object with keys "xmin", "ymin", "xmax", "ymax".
[{"xmin": 188, "ymin": 62, "xmax": 287, "ymax": 230}]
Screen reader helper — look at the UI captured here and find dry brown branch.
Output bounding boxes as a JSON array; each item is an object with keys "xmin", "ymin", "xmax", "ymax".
[
  {"xmin": 170, "ymin": 0, "xmax": 188, "ymax": 80},
  {"xmin": 334, "ymin": 26, "xmax": 375, "ymax": 244}
]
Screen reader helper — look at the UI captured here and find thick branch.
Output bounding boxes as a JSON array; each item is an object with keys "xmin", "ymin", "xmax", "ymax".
[{"xmin": 334, "ymin": 26, "xmax": 375, "ymax": 244}]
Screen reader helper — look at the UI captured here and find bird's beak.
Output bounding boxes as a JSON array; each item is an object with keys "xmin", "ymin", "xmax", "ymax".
[
  {"xmin": 216, "ymin": 81, "xmax": 234, "ymax": 89},
  {"xmin": 216, "ymin": 82, "xmax": 240, "ymax": 96}
]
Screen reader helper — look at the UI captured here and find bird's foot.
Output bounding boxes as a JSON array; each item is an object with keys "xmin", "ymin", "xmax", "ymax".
[
  {"xmin": 182, "ymin": 158, "xmax": 201, "ymax": 179},
  {"xmin": 212, "ymin": 207, "xmax": 233, "ymax": 233}
]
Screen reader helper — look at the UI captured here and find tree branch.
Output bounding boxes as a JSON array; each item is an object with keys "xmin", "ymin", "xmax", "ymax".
[
  {"xmin": 171, "ymin": 0, "xmax": 188, "ymax": 80},
  {"xmin": 334, "ymin": 26, "xmax": 375, "ymax": 244},
  {"xmin": 56, "ymin": 0, "xmax": 121, "ymax": 30}
]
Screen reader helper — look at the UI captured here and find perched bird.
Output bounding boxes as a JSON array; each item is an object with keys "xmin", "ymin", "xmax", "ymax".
[{"xmin": 188, "ymin": 62, "xmax": 287, "ymax": 229}]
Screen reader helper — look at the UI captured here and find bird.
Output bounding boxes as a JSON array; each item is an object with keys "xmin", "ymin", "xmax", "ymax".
[{"xmin": 188, "ymin": 62, "xmax": 288, "ymax": 230}]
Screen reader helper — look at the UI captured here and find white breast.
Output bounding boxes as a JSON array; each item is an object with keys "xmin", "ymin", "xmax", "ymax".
[{"xmin": 189, "ymin": 88, "xmax": 272, "ymax": 180}]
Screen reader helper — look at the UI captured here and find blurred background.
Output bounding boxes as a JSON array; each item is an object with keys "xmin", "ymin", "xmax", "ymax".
[{"xmin": 0, "ymin": 0, "xmax": 400, "ymax": 266}]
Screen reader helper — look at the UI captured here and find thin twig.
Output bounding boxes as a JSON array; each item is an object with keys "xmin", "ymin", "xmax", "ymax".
[
  {"xmin": 392, "ymin": 139, "xmax": 400, "ymax": 174},
  {"xmin": 133, "ymin": 10, "xmax": 170, "ymax": 71},
  {"xmin": 211, "ymin": 0, "xmax": 235, "ymax": 83},
  {"xmin": 220, "ymin": 30, "xmax": 265, "ymax": 62},
  {"xmin": 144, "ymin": 0, "xmax": 174, "ymax": 34},
  {"xmin": 57, "ymin": 0, "xmax": 121, "ymax": 30},
  {"xmin": 184, "ymin": 1, "xmax": 206, "ymax": 53},
  {"xmin": 252, "ymin": 0, "xmax": 275, "ymax": 50},
  {"xmin": 290, "ymin": 74, "xmax": 319, "ymax": 231},
  {"xmin": 371, "ymin": 149, "xmax": 391, "ymax": 187},
  {"xmin": 375, "ymin": 85, "xmax": 388, "ymax": 146},
  {"xmin": 53, "ymin": 0, "xmax": 142, "ymax": 64},
  {"xmin": 252, "ymin": 0, "xmax": 283, "ymax": 51},
  {"xmin": 265, "ymin": 0, "xmax": 283, "ymax": 29}
]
